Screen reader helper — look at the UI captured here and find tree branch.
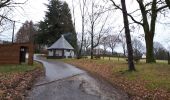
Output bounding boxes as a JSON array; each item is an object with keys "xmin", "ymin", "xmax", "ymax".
[{"xmin": 109, "ymin": 0, "xmax": 143, "ymax": 26}]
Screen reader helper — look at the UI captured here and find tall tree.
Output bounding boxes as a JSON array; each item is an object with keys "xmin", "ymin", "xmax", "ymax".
[
  {"xmin": 36, "ymin": 0, "xmax": 77, "ymax": 48},
  {"xmin": 135, "ymin": 0, "xmax": 169, "ymax": 63},
  {"xmin": 109, "ymin": 0, "xmax": 135, "ymax": 70},
  {"xmin": 87, "ymin": 0, "xmax": 110, "ymax": 59},
  {"xmin": 121, "ymin": 0, "xmax": 136, "ymax": 71},
  {"xmin": 72, "ymin": 0, "xmax": 87, "ymax": 58},
  {"xmin": 15, "ymin": 21, "xmax": 37, "ymax": 43},
  {"xmin": 110, "ymin": 0, "xmax": 169, "ymax": 63}
]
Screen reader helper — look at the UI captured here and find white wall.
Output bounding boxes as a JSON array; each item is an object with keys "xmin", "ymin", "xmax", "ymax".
[
  {"xmin": 48, "ymin": 49, "xmax": 74, "ymax": 58},
  {"xmin": 48, "ymin": 50, "xmax": 53, "ymax": 56},
  {"xmin": 64, "ymin": 50, "xmax": 74, "ymax": 58}
]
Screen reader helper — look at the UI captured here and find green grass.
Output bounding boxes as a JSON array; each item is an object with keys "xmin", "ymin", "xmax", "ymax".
[
  {"xmin": 60, "ymin": 57, "xmax": 170, "ymax": 91},
  {"xmin": 104, "ymin": 59, "xmax": 170, "ymax": 91},
  {"xmin": 0, "ymin": 62, "xmax": 41, "ymax": 73}
]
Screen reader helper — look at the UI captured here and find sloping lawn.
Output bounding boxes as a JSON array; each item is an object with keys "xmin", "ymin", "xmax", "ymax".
[
  {"xmin": 60, "ymin": 58, "xmax": 170, "ymax": 100},
  {"xmin": 0, "ymin": 62, "xmax": 44, "ymax": 99}
]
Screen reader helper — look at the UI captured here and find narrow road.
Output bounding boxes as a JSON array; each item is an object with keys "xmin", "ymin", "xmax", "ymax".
[{"xmin": 26, "ymin": 55, "xmax": 128, "ymax": 100}]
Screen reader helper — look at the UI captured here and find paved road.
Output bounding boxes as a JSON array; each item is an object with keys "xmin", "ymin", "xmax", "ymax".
[{"xmin": 26, "ymin": 55, "xmax": 128, "ymax": 100}]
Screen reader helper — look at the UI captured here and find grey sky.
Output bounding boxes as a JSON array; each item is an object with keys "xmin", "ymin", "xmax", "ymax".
[{"xmin": 0, "ymin": 0, "xmax": 170, "ymax": 51}]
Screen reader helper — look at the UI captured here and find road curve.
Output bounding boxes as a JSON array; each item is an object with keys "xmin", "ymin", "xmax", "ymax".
[{"xmin": 26, "ymin": 55, "xmax": 128, "ymax": 100}]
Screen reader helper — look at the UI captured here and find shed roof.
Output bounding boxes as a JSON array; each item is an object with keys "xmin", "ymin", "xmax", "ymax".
[{"xmin": 48, "ymin": 35, "xmax": 74, "ymax": 50}]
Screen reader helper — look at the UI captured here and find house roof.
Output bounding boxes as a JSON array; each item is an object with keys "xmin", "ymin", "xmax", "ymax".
[{"xmin": 48, "ymin": 35, "xmax": 74, "ymax": 50}]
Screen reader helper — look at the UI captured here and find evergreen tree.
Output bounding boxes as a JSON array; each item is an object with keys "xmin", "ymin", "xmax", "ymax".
[{"xmin": 36, "ymin": 0, "xmax": 77, "ymax": 48}]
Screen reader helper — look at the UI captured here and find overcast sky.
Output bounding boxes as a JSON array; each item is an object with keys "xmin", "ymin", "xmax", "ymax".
[{"xmin": 0, "ymin": 0, "xmax": 170, "ymax": 52}]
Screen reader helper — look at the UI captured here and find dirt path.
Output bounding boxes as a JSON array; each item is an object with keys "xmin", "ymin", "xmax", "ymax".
[{"xmin": 26, "ymin": 55, "xmax": 128, "ymax": 100}]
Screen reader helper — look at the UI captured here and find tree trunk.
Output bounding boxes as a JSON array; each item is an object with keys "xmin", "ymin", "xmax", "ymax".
[
  {"xmin": 145, "ymin": 34, "xmax": 155, "ymax": 63},
  {"xmin": 121, "ymin": 0, "xmax": 135, "ymax": 71},
  {"xmin": 111, "ymin": 48, "xmax": 114, "ymax": 55},
  {"xmin": 77, "ymin": 12, "xmax": 85, "ymax": 59},
  {"xmin": 77, "ymin": 49, "xmax": 82, "ymax": 59},
  {"xmin": 91, "ymin": 35, "xmax": 94, "ymax": 59},
  {"xmin": 123, "ymin": 48, "xmax": 126, "ymax": 57},
  {"xmin": 103, "ymin": 49, "xmax": 106, "ymax": 59},
  {"xmin": 77, "ymin": 33, "xmax": 84, "ymax": 59},
  {"xmin": 137, "ymin": 0, "xmax": 157, "ymax": 63}
]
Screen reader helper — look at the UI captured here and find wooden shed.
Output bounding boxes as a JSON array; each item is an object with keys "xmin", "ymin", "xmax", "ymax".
[{"xmin": 0, "ymin": 43, "xmax": 34, "ymax": 65}]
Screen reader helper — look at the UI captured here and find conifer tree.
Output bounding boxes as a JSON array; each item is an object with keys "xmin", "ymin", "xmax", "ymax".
[{"xmin": 36, "ymin": 0, "xmax": 77, "ymax": 48}]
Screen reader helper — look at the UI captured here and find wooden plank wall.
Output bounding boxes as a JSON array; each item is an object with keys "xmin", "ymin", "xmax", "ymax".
[{"xmin": 0, "ymin": 43, "xmax": 34, "ymax": 65}]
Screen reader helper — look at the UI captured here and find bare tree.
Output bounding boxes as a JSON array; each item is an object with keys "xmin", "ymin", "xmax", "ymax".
[
  {"xmin": 72, "ymin": 0, "xmax": 87, "ymax": 59},
  {"xmin": 87, "ymin": 0, "xmax": 110, "ymax": 59},
  {"xmin": 0, "ymin": 11, "xmax": 11, "ymax": 33},
  {"xmin": 0, "ymin": 0, "xmax": 28, "ymax": 35},
  {"xmin": 107, "ymin": 34, "xmax": 121, "ymax": 55},
  {"xmin": 0, "ymin": 7, "xmax": 13, "ymax": 34},
  {"xmin": 83, "ymin": 36, "xmax": 91, "ymax": 55},
  {"xmin": 0, "ymin": 0, "xmax": 28, "ymax": 8},
  {"xmin": 110, "ymin": 0, "xmax": 169, "ymax": 63},
  {"xmin": 101, "ymin": 36, "xmax": 109, "ymax": 57},
  {"xmin": 0, "ymin": 0, "xmax": 11, "ymax": 8},
  {"xmin": 120, "ymin": 0, "xmax": 136, "ymax": 71},
  {"xmin": 71, "ymin": 0, "xmax": 88, "ymax": 58},
  {"xmin": 15, "ymin": 21, "xmax": 37, "ymax": 43}
]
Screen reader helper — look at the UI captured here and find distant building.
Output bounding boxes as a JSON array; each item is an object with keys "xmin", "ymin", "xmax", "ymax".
[
  {"xmin": 93, "ymin": 48, "xmax": 104, "ymax": 55},
  {"xmin": 47, "ymin": 35, "xmax": 74, "ymax": 58}
]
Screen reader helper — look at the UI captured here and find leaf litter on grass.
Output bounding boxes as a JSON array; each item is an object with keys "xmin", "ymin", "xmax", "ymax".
[{"xmin": 63, "ymin": 59, "xmax": 170, "ymax": 100}]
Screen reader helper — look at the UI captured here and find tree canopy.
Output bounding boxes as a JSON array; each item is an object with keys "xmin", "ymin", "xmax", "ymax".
[{"xmin": 35, "ymin": 0, "xmax": 77, "ymax": 48}]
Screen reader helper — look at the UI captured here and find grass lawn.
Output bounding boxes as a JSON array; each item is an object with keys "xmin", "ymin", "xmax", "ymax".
[
  {"xmin": 0, "ymin": 62, "xmax": 40, "ymax": 73},
  {"xmin": 59, "ymin": 57, "xmax": 170, "ymax": 99}
]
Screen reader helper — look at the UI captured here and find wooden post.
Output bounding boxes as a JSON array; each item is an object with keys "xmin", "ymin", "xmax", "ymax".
[{"xmin": 62, "ymin": 49, "xmax": 64, "ymax": 58}]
